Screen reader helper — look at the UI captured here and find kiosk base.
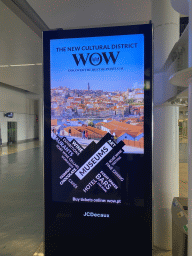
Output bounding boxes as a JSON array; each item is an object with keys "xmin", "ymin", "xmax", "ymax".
[{"xmin": 45, "ymin": 207, "xmax": 151, "ymax": 255}]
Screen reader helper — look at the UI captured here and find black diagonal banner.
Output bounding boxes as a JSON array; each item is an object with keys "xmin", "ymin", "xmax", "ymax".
[{"xmin": 52, "ymin": 133, "xmax": 125, "ymax": 204}]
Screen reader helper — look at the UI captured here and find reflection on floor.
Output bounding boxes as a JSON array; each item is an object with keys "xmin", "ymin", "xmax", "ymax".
[
  {"xmin": 0, "ymin": 140, "xmax": 188, "ymax": 256},
  {"xmin": 152, "ymin": 246, "xmax": 172, "ymax": 256},
  {"xmin": 0, "ymin": 140, "xmax": 43, "ymax": 256},
  {"xmin": 0, "ymin": 140, "xmax": 41, "ymax": 156},
  {"xmin": 33, "ymin": 242, "xmax": 44, "ymax": 256},
  {"xmin": 179, "ymin": 163, "xmax": 188, "ymax": 198},
  {"xmin": 34, "ymin": 244, "xmax": 174, "ymax": 256}
]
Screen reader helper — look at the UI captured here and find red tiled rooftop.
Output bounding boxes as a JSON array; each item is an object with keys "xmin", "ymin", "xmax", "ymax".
[
  {"xmin": 101, "ymin": 120, "xmax": 143, "ymax": 137},
  {"xmin": 51, "ymin": 119, "xmax": 57, "ymax": 126}
]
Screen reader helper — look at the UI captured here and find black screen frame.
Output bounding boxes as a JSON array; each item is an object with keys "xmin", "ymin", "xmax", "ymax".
[{"xmin": 43, "ymin": 24, "xmax": 153, "ymax": 250}]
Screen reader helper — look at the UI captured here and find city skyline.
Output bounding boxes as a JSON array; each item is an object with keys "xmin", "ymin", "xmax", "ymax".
[
  {"xmin": 51, "ymin": 85, "xmax": 144, "ymax": 119},
  {"xmin": 51, "ymin": 82, "xmax": 144, "ymax": 93}
]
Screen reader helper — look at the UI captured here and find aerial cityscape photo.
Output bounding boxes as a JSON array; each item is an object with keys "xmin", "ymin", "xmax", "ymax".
[{"xmin": 51, "ymin": 83, "xmax": 144, "ymax": 154}]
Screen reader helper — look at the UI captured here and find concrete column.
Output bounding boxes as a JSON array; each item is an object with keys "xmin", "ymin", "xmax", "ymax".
[
  {"xmin": 152, "ymin": 0, "xmax": 180, "ymax": 250},
  {"xmin": 188, "ymin": 2, "xmax": 192, "ymax": 255},
  {"xmin": 152, "ymin": 0, "xmax": 180, "ymax": 72},
  {"xmin": 153, "ymin": 106, "xmax": 179, "ymax": 249}
]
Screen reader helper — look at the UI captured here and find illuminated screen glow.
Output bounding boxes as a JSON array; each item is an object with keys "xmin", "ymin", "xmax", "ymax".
[{"xmin": 49, "ymin": 32, "xmax": 146, "ymax": 204}]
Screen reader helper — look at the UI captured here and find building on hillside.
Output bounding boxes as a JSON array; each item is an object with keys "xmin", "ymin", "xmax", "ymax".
[
  {"xmin": 66, "ymin": 97, "xmax": 74, "ymax": 105},
  {"xmin": 116, "ymin": 131, "xmax": 144, "ymax": 143},
  {"xmin": 134, "ymin": 93, "xmax": 144, "ymax": 103},
  {"xmin": 77, "ymin": 107, "xmax": 84, "ymax": 116},
  {"xmin": 65, "ymin": 106, "xmax": 74, "ymax": 116}
]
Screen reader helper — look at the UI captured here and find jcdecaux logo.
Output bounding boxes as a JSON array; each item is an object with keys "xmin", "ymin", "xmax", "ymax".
[{"xmin": 83, "ymin": 212, "xmax": 110, "ymax": 218}]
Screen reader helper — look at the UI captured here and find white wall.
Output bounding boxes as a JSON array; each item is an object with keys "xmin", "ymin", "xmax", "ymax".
[
  {"xmin": 0, "ymin": 84, "xmax": 38, "ymax": 144},
  {"xmin": 0, "ymin": 0, "xmax": 43, "ymax": 94}
]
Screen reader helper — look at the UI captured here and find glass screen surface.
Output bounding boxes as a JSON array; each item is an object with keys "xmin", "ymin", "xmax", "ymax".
[{"xmin": 48, "ymin": 30, "xmax": 148, "ymax": 204}]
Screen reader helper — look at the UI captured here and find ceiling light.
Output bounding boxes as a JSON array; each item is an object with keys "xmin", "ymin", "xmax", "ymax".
[
  {"xmin": 1, "ymin": 63, "xmax": 42, "ymax": 67},
  {"xmin": 10, "ymin": 64, "xmax": 36, "ymax": 67}
]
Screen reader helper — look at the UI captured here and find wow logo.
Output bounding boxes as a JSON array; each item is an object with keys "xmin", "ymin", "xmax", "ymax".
[{"xmin": 72, "ymin": 51, "xmax": 120, "ymax": 66}]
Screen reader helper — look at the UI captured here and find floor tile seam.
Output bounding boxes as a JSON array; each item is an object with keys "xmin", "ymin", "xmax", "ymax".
[{"xmin": 0, "ymin": 142, "xmax": 41, "ymax": 149}]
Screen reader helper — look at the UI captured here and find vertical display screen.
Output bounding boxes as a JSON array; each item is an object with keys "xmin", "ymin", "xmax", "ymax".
[{"xmin": 44, "ymin": 25, "xmax": 152, "ymax": 206}]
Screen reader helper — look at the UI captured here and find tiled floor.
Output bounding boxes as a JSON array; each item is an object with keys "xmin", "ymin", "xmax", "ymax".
[
  {"xmin": 0, "ymin": 141, "xmax": 44, "ymax": 256},
  {"xmin": 0, "ymin": 140, "xmax": 188, "ymax": 256}
]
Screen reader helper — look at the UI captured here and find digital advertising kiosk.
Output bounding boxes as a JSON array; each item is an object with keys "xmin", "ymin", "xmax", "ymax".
[{"xmin": 43, "ymin": 24, "xmax": 152, "ymax": 254}]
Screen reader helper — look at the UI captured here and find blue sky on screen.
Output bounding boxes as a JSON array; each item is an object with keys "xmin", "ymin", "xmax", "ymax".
[{"xmin": 50, "ymin": 34, "xmax": 144, "ymax": 92}]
